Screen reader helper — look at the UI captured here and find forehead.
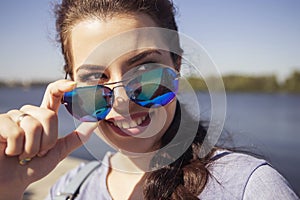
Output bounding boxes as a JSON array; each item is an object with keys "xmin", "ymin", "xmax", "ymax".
[{"xmin": 70, "ymin": 14, "xmax": 169, "ymax": 69}]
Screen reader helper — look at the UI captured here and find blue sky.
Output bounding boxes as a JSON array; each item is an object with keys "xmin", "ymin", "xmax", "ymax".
[{"xmin": 0, "ymin": 0, "xmax": 299, "ymax": 82}]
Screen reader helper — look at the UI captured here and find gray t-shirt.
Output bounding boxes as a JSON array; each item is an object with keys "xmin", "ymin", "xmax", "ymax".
[{"xmin": 46, "ymin": 150, "xmax": 299, "ymax": 199}]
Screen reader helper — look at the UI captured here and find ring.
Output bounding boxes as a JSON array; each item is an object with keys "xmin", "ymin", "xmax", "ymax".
[
  {"xmin": 16, "ymin": 113, "xmax": 29, "ymax": 126},
  {"xmin": 19, "ymin": 158, "xmax": 32, "ymax": 166}
]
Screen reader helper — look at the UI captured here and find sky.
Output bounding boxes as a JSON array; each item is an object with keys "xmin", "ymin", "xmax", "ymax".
[{"xmin": 0, "ymin": 0, "xmax": 299, "ymax": 82}]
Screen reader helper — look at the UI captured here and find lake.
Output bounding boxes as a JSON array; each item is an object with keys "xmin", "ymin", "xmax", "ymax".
[{"xmin": 0, "ymin": 86, "xmax": 300, "ymax": 195}]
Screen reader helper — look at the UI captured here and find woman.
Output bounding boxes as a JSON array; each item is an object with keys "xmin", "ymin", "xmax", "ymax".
[{"xmin": 0, "ymin": 0, "xmax": 298, "ymax": 199}]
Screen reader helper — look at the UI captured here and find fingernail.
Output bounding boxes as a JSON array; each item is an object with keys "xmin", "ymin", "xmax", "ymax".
[
  {"xmin": 19, "ymin": 158, "xmax": 32, "ymax": 166},
  {"xmin": 67, "ymin": 81, "xmax": 77, "ymax": 86}
]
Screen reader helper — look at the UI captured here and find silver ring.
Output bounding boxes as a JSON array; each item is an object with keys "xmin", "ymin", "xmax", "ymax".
[{"xmin": 16, "ymin": 113, "xmax": 29, "ymax": 126}]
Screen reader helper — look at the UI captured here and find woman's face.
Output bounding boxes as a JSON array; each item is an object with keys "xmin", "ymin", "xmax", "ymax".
[{"xmin": 69, "ymin": 13, "xmax": 177, "ymax": 154}]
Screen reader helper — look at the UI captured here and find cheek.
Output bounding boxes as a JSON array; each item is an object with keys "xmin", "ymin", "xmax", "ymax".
[
  {"xmin": 161, "ymin": 99, "xmax": 177, "ymax": 125},
  {"xmin": 154, "ymin": 105, "xmax": 175, "ymax": 130},
  {"xmin": 142, "ymin": 100, "xmax": 177, "ymax": 139}
]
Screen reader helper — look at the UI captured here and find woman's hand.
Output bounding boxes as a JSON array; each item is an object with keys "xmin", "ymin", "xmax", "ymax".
[{"xmin": 0, "ymin": 80, "xmax": 95, "ymax": 200}]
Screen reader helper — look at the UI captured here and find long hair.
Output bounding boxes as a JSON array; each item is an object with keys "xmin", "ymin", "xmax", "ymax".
[
  {"xmin": 144, "ymin": 102, "xmax": 215, "ymax": 199},
  {"xmin": 55, "ymin": 0, "xmax": 214, "ymax": 198}
]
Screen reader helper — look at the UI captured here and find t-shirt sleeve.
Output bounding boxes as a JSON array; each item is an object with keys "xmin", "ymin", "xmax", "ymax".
[{"xmin": 243, "ymin": 164, "xmax": 299, "ymax": 200}]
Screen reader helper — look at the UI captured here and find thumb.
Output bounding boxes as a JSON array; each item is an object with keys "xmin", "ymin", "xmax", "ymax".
[
  {"xmin": 40, "ymin": 80, "xmax": 76, "ymax": 113},
  {"xmin": 55, "ymin": 122, "xmax": 98, "ymax": 160}
]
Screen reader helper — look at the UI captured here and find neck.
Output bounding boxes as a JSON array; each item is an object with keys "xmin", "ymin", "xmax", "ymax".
[{"xmin": 110, "ymin": 151, "xmax": 155, "ymax": 173}]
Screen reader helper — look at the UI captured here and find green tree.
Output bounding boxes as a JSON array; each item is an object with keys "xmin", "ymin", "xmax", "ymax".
[{"xmin": 282, "ymin": 71, "xmax": 300, "ymax": 93}]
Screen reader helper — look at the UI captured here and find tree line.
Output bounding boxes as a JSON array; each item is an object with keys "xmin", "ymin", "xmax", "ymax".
[
  {"xmin": 1, "ymin": 70, "xmax": 300, "ymax": 93},
  {"xmin": 187, "ymin": 70, "xmax": 300, "ymax": 93}
]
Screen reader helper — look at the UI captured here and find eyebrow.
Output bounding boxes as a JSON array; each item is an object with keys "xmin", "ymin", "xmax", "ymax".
[
  {"xmin": 76, "ymin": 49, "xmax": 162, "ymax": 73},
  {"xmin": 126, "ymin": 49, "xmax": 162, "ymax": 66},
  {"xmin": 76, "ymin": 64, "xmax": 105, "ymax": 73}
]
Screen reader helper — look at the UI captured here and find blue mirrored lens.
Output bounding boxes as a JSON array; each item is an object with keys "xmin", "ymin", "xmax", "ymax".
[
  {"xmin": 126, "ymin": 67, "xmax": 178, "ymax": 108},
  {"xmin": 63, "ymin": 85, "xmax": 112, "ymax": 122}
]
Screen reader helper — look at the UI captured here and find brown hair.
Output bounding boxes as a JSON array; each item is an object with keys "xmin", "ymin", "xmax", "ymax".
[
  {"xmin": 55, "ymin": 0, "xmax": 182, "ymax": 79},
  {"xmin": 55, "ymin": 0, "xmax": 212, "ymax": 199}
]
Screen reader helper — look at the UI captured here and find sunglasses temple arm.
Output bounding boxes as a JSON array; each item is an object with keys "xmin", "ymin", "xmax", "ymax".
[{"xmin": 60, "ymin": 72, "xmax": 68, "ymax": 104}]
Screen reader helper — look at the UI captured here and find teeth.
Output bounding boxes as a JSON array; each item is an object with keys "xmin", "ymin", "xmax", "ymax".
[
  {"xmin": 122, "ymin": 122, "xmax": 130, "ymax": 129},
  {"xmin": 112, "ymin": 115, "xmax": 147, "ymax": 129},
  {"xmin": 114, "ymin": 121, "xmax": 121, "ymax": 128},
  {"xmin": 136, "ymin": 118, "xmax": 142, "ymax": 125}
]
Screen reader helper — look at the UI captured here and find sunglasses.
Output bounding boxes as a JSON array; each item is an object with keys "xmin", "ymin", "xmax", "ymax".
[{"xmin": 62, "ymin": 64, "xmax": 180, "ymax": 122}]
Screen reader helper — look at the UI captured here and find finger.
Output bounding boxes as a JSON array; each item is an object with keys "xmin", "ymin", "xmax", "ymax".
[
  {"xmin": 37, "ymin": 109, "xmax": 58, "ymax": 157},
  {"xmin": 18, "ymin": 115, "xmax": 43, "ymax": 160},
  {"xmin": 40, "ymin": 80, "xmax": 76, "ymax": 112},
  {"xmin": 55, "ymin": 122, "xmax": 98, "ymax": 160},
  {"xmin": 5, "ymin": 127, "xmax": 25, "ymax": 156},
  {"xmin": 0, "ymin": 112, "xmax": 25, "ymax": 156},
  {"xmin": 20, "ymin": 105, "xmax": 58, "ymax": 157}
]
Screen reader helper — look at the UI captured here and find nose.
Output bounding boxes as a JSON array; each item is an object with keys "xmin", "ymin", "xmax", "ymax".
[{"xmin": 111, "ymin": 85, "xmax": 131, "ymax": 114}]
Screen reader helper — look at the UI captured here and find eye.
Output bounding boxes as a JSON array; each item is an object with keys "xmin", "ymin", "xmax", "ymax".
[
  {"xmin": 134, "ymin": 62, "xmax": 161, "ymax": 73},
  {"xmin": 137, "ymin": 64, "xmax": 147, "ymax": 71},
  {"xmin": 77, "ymin": 72, "xmax": 108, "ymax": 83}
]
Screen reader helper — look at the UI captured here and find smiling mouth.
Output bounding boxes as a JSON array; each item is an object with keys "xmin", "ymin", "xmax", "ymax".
[
  {"xmin": 105, "ymin": 112, "xmax": 153, "ymax": 136},
  {"xmin": 112, "ymin": 115, "xmax": 147, "ymax": 129}
]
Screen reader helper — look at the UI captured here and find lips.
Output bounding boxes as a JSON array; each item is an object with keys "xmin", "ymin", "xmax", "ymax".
[
  {"xmin": 105, "ymin": 112, "xmax": 151, "ymax": 136},
  {"xmin": 112, "ymin": 115, "xmax": 147, "ymax": 129}
]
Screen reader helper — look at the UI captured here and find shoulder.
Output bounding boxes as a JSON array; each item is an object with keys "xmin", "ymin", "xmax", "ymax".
[
  {"xmin": 47, "ymin": 162, "xmax": 88, "ymax": 197},
  {"xmin": 45, "ymin": 161, "xmax": 92, "ymax": 199},
  {"xmin": 45, "ymin": 152, "xmax": 113, "ymax": 200},
  {"xmin": 206, "ymin": 149, "xmax": 268, "ymax": 183},
  {"xmin": 199, "ymin": 149, "xmax": 299, "ymax": 199},
  {"xmin": 244, "ymin": 164, "xmax": 299, "ymax": 199}
]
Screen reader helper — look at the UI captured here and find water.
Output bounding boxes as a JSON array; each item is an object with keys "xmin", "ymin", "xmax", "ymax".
[{"xmin": 0, "ymin": 87, "xmax": 300, "ymax": 195}]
